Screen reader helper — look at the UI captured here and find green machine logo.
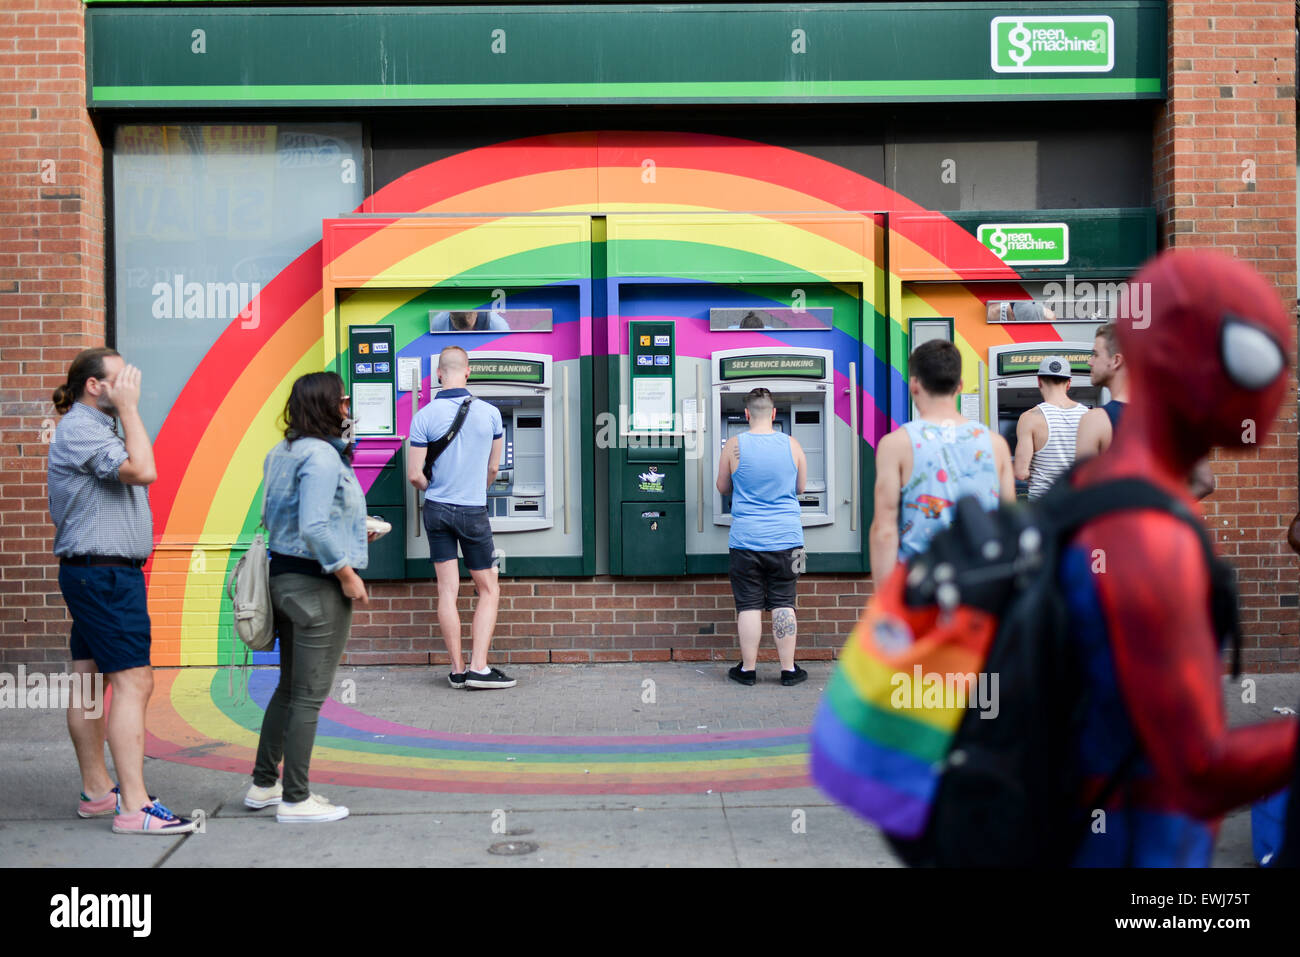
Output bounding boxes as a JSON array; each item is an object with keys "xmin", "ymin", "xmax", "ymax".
[
  {"xmin": 977, "ymin": 223, "xmax": 1070, "ymax": 266},
  {"xmin": 991, "ymin": 16, "xmax": 1114, "ymax": 73}
]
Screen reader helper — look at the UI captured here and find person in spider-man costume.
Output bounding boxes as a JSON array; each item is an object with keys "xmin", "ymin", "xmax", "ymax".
[{"xmin": 1061, "ymin": 249, "xmax": 1297, "ymax": 866}]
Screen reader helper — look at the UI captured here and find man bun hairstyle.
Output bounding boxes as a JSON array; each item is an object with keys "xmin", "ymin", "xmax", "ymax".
[
  {"xmin": 53, "ymin": 347, "xmax": 120, "ymax": 415},
  {"xmin": 909, "ymin": 339, "xmax": 962, "ymax": 397}
]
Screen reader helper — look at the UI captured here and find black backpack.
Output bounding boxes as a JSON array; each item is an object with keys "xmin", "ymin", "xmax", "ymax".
[{"xmin": 886, "ymin": 471, "xmax": 1241, "ymax": 867}]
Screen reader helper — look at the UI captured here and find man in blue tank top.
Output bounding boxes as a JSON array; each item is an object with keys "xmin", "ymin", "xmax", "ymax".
[
  {"xmin": 1076, "ymin": 322, "xmax": 1129, "ymax": 460},
  {"xmin": 716, "ymin": 388, "xmax": 809, "ymax": 687},
  {"xmin": 870, "ymin": 340, "xmax": 1016, "ymax": 579}
]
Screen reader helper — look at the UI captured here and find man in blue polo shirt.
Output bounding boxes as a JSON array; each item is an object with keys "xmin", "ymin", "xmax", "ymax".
[{"xmin": 408, "ymin": 346, "xmax": 514, "ymax": 690}]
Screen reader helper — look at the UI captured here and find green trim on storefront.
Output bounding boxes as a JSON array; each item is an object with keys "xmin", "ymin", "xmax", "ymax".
[
  {"xmin": 91, "ymin": 78, "xmax": 1164, "ymax": 108},
  {"xmin": 86, "ymin": 3, "xmax": 1167, "ymax": 108}
]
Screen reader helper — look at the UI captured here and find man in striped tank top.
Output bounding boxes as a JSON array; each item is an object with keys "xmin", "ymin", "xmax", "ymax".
[
  {"xmin": 1013, "ymin": 355, "xmax": 1088, "ymax": 499},
  {"xmin": 869, "ymin": 340, "xmax": 1016, "ymax": 579}
]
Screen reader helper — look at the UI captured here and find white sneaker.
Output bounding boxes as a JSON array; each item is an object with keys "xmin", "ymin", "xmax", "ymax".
[
  {"xmin": 244, "ymin": 781, "xmax": 283, "ymax": 809},
  {"xmin": 276, "ymin": 793, "xmax": 349, "ymax": 823}
]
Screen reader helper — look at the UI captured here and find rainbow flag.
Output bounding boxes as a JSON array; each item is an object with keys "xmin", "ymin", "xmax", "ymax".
[{"xmin": 809, "ymin": 566, "xmax": 996, "ymax": 838}]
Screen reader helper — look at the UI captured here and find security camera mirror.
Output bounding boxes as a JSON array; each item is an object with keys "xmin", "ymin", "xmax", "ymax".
[
  {"xmin": 429, "ymin": 309, "xmax": 553, "ymax": 333},
  {"xmin": 709, "ymin": 307, "xmax": 833, "ymax": 331}
]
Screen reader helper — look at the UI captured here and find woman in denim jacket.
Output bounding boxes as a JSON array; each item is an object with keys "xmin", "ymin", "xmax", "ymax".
[{"xmin": 245, "ymin": 372, "xmax": 373, "ymax": 823}]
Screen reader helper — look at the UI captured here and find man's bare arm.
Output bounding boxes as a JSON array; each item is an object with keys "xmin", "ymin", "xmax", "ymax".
[
  {"xmin": 1074, "ymin": 408, "xmax": 1111, "ymax": 461},
  {"xmin": 868, "ymin": 431, "xmax": 905, "ymax": 579},
  {"xmin": 716, "ymin": 436, "xmax": 738, "ymax": 495},
  {"xmin": 1013, "ymin": 411, "xmax": 1037, "ymax": 482}
]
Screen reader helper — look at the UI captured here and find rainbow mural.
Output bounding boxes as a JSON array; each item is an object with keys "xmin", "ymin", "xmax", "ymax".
[{"xmin": 141, "ymin": 130, "xmax": 1062, "ymax": 790}]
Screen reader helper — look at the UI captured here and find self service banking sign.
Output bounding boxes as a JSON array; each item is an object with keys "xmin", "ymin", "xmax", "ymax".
[{"xmin": 991, "ymin": 16, "xmax": 1115, "ymax": 73}]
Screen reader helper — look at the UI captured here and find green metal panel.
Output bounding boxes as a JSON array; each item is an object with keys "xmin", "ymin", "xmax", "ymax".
[
  {"xmin": 86, "ymin": 3, "xmax": 1166, "ymax": 108},
  {"xmin": 360, "ymin": 505, "xmax": 405, "ymax": 580},
  {"xmin": 621, "ymin": 503, "xmax": 686, "ymax": 575}
]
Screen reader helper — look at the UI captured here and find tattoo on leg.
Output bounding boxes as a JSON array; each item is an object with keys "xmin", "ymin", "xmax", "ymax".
[{"xmin": 772, "ymin": 607, "xmax": 796, "ymax": 641}]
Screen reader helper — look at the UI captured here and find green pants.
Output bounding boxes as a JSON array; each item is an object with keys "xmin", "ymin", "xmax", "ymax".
[{"xmin": 252, "ymin": 573, "xmax": 352, "ymax": 804}]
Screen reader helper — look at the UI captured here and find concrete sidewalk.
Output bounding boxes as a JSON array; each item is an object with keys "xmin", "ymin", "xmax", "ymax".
[{"xmin": 0, "ymin": 662, "xmax": 1295, "ymax": 867}]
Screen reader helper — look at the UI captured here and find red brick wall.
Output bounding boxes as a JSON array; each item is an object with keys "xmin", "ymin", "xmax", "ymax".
[
  {"xmin": 341, "ymin": 575, "xmax": 868, "ymax": 667},
  {"xmin": 1154, "ymin": 1, "xmax": 1299, "ymax": 672},
  {"xmin": 0, "ymin": 0, "xmax": 105, "ymax": 670}
]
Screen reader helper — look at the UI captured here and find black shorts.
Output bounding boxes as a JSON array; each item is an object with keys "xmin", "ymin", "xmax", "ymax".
[
  {"xmin": 58, "ymin": 564, "xmax": 152, "ymax": 674},
  {"xmin": 729, "ymin": 547, "xmax": 801, "ymax": 613},
  {"xmin": 423, "ymin": 500, "xmax": 496, "ymax": 571}
]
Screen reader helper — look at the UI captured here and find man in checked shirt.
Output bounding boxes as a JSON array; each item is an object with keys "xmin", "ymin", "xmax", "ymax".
[{"xmin": 47, "ymin": 348, "xmax": 196, "ymax": 835}]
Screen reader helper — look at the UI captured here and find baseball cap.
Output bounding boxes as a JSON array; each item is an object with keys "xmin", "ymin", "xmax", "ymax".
[{"xmin": 1036, "ymin": 356, "xmax": 1071, "ymax": 378}]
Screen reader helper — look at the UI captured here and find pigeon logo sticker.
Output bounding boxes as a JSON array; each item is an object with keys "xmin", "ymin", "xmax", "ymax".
[{"xmin": 638, "ymin": 466, "xmax": 666, "ymax": 493}]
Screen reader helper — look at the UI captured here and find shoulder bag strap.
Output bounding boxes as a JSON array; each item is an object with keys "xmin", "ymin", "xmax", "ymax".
[{"xmin": 422, "ymin": 397, "xmax": 473, "ymax": 481}]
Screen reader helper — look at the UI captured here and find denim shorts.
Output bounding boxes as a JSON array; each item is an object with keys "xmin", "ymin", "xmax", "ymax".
[
  {"xmin": 423, "ymin": 500, "xmax": 496, "ymax": 571},
  {"xmin": 58, "ymin": 564, "xmax": 152, "ymax": 673}
]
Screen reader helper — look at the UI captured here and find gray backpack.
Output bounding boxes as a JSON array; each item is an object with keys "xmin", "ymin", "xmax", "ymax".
[{"xmin": 225, "ymin": 497, "xmax": 274, "ymax": 700}]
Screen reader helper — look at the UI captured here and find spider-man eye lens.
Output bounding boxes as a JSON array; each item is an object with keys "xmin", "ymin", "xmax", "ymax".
[{"xmin": 1220, "ymin": 316, "xmax": 1284, "ymax": 390}]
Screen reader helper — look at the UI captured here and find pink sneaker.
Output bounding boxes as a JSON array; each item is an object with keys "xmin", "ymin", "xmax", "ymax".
[
  {"xmin": 112, "ymin": 801, "xmax": 198, "ymax": 835},
  {"xmin": 78, "ymin": 785, "xmax": 157, "ymax": 819}
]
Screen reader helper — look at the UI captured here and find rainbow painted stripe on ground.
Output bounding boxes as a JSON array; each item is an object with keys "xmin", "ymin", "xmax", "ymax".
[{"xmin": 148, "ymin": 668, "xmax": 811, "ymax": 794}]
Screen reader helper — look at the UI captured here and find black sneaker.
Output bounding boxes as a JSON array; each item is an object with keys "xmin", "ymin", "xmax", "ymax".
[
  {"xmin": 728, "ymin": 663, "xmax": 757, "ymax": 686},
  {"xmin": 465, "ymin": 667, "xmax": 516, "ymax": 690},
  {"xmin": 780, "ymin": 664, "xmax": 808, "ymax": 687},
  {"xmin": 448, "ymin": 672, "xmax": 467, "ymax": 689}
]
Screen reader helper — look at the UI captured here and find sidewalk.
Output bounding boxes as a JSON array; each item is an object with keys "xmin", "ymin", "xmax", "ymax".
[{"xmin": 1, "ymin": 662, "xmax": 1295, "ymax": 867}]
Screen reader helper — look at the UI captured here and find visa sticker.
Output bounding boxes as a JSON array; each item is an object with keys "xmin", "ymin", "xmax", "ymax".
[
  {"xmin": 355, "ymin": 362, "xmax": 373, "ymax": 375},
  {"xmin": 653, "ymin": 334, "xmax": 670, "ymax": 346},
  {"xmin": 636, "ymin": 355, "xmax": 654, "ymax": 366},
  {"xmin": 372, "ymin": 342, "xmax": 390, "ymax": 353},
  {"xmin": 654, "ymin": 355, "xmax": 670, "ymax": 366},
  {"xmin": 374, "ymin": 361, "xmax": 390, "ymax": 373}
]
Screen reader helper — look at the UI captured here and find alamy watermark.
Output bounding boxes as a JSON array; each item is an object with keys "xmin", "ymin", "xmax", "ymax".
[
  {"xmin": 889, "ymin": 666, "xmax": 1000, "ymax": 720},
  {"xmin": 0, "ymin": 667, "xmax": 104, "ymax": 719},
  {"xmin": 1039, "ymin": 276, "xmax": 1150, "ymax": 328}
]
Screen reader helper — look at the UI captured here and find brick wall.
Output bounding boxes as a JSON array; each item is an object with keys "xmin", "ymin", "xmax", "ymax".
[
  {"xmin": 1155, "ymin": 1, "xmax": 1299, "ymax": 671},
  {"xmin": 343, "ymin": 575, "xmax": 868, "ymax": 667},
  {"xmin": 0, "ymin": 0, "xmax": 105, "ymax": 670}
]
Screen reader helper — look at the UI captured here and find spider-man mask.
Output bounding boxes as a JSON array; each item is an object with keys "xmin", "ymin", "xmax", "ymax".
[{"xmin": 1117, "ymin": 249, "xmax": 1293, "ymax": 453}]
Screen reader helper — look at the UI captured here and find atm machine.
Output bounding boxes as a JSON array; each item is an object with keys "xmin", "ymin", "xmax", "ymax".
[
  {"xmin": 471, "ymin": 352, "xmax": 555, "ymax": 531},
  {"xmin": 710, "ymin": 347, "xmax": 836, "ymax": 527},
  {"xmin": 986, "ymin": 341, "xmax": 1109, "ymax": 496}
]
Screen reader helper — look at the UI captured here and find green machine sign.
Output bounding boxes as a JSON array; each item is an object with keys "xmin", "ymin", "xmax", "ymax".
[
  {"xmin": 720, "ymin": 355, "xmax": 826, "ymax": 380},
  {"xmin": 991, "ymin": 16, "xmax": 1115, "ymax": 73},
  {"xmin": 468, "ymin": 358, "xmax": 545, "ymax": 384},
  {"xmin": 85, "ymin": 3, "xmax": 1166, "ymax": 108},
  {"xmin": 977, "ymin": 223, "xmax": 1070, "ymax": 266}
]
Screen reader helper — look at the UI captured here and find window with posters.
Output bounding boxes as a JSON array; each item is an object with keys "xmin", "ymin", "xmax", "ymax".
[{"xmin": 112, "ymin": 123, "xmax": 364, "ymax": 436}]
